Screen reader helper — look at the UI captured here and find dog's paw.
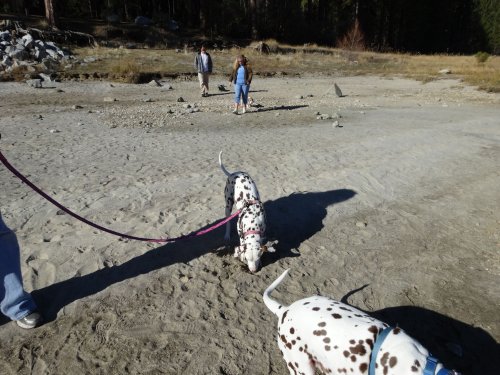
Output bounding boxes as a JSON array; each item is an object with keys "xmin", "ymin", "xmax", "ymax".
[
  {"xmin": 263, "ymin": 240, "xmax": 278, "ymax": 253},
  {"xmin": 234, "ymin": 246, "xmax": 243, "ymax": 258},
  {"xmin": 266, "ymin": 245, "xmax": 276, "ymax": 253}
]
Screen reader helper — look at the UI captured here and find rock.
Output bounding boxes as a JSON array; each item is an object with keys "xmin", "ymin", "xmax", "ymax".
[
  {"xmin": 49, "ymin": 129, "xmax": 60, "ymax": 133},
  {"xmin": 72, "ymin": 105, "xmax": 83, "ymax": 109},
  {"xmin": 332, "ymin": 121, "xmax": 342, "ymax": 128},
  {"xmin": 177, "ymin": 97, "xmax": 185, "ymax": 102},
  {"xmin": 39, "ymin": 72, "xmax": 55, "ymax": 82},
  {"xmin": 148, "ymin": 79, "xmax": 161, "ymax": 87},
  {"xmin": 27, "ymin": 79, "xmax": 42, "ymax": 88},
  {"xmin": 356, "ymin": 221, "xmax": 367, "ymax": 228},
  {"xmin": 103, "ymin": 97, "xmax": 117, "ymax": 102},
  {"xmin": 334, "ymin": 83, "xmax": 343, "ymax": 97},
  {"xmin": 439, "ymin": 69, "xmax": 451, "ymax": 74},
  {"xmin": 21, "ymin": 34, "xmax": 34, "ymax": 48}
]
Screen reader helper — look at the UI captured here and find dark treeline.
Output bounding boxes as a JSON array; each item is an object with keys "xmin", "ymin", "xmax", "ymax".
[{"xmin": 2, "ymin": 0, "xmax": 499, "ymax": 53}]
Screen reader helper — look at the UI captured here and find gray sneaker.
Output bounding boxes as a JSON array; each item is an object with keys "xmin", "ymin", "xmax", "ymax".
[{"xmin": 16, "ymin": 311, "xmax": 43, "ymax": 329}]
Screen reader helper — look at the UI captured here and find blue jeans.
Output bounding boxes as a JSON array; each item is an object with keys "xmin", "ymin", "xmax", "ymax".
[
  {"xmin": 234, "ymin": 83, "xmax": 250, "ymax": 105},
  {"xmin": 0, "ymin": 212, "xmax": 37, "ymax": 320}
]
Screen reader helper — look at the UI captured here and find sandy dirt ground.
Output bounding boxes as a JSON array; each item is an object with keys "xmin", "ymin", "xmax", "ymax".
[{"xmin": 0, "ymin": 75, "xmax": 499, "ymax": 375}]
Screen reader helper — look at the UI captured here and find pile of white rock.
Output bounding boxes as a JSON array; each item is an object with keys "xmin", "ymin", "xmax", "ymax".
[{"xmin": 0, "ymin": 29, "xmax": 72, "ymax": 76}]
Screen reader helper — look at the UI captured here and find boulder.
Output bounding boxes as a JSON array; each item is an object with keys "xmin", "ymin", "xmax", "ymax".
[{"xmin": 27, "ymin": 79, "xmax": 42, "ymax": 88}]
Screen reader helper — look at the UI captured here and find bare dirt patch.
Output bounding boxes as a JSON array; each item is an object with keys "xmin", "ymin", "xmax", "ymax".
[{"xmin": 0, "ymin": 75, "xmax": 499, "ymax": 374}]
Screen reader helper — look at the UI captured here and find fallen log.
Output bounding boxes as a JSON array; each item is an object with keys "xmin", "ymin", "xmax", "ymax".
[{"xmin": 13, "ymin": 21, "xmax": 97, "ymax": 47}]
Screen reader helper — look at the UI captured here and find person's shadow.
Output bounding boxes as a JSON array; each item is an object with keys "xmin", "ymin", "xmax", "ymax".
[
  {"xmin": 0, "ymin": 188, "xmax": 355, "ymax": 324},
  {"xmin": 341, "ymin": 286, "xmax": 500, "ymax": 374}
]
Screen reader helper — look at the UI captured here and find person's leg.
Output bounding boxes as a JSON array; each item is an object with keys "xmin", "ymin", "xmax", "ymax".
[
  {"xmin": 0, "ymin": 213, "xmax": 37, "ymax": 322},
  {"xmin": 197, "ymin": 73, "xmax": 205, "ymax": 96},
  {"xmin": 203, "ymin": 73, "xmax": 210, "ymax": 96},
  {"xmin": 233, "ymin": 84, "xmax": 242, "ymax": 113},
  {"xmin": 241, "ymin": 84, "xmax": 249, "ymax": 113}
]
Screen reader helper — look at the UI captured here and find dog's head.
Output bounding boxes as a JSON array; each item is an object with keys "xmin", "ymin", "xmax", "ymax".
[{"xmin": 241, "ymin": 241, "xmax": 276, "ymax": 273}]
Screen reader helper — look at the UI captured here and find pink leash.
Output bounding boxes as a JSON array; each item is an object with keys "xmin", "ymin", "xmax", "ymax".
[{"xmin": 0, "ymin": 148, "xmax": 239, "ymax": 243}]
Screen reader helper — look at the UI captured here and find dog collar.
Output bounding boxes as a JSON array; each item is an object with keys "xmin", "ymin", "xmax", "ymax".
[
  {"xmin": 369, "ymin": 327, "xmax": 454, "ymax": 375},
  {"xmin": 424, "ymin": 356, "xmax": 453, "ymax": 375},
  {"xmin": 243, "ymin": 229, "xmax": 263, "ymax": 238},
  {"xmin": 369, "ymin": 326, "xmax": 392, "ymax": 375},
  {"xmin": 243, "ymin": 199, "xmax": 260, "ymax": 207}
]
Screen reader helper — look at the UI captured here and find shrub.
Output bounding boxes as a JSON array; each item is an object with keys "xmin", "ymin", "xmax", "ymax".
[
  {"xmin": 475, "ymin": 51, "xmax": 490, "ymax": 63},
  {"xmin": 336, "ymin": 18, "xmax": 365, "ymax": 51},
  {"xmin": 110, "ymin": 61, "xmax": 140, "ymax": 75}
]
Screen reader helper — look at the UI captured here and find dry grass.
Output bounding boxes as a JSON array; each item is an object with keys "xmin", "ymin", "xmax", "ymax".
[{"xmin": 68, "ymin": 46, "xmax": 500, "ymax": 92}]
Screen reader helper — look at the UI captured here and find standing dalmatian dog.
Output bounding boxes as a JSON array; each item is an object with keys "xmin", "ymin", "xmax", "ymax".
[
  {"xmin": 219, "ymin": 151, "xmax": 274, "ymax": 272},
  {"xmin": 263, "ymin": 270, "xmax": 459, "ymax": 375}
]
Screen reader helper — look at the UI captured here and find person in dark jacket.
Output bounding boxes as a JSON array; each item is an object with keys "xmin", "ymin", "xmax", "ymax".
[
  {"xmin": 194, "ymin": 45, "xmax": 213, "ymax": 97},
  {"xmin": 229, "ymin": 55, "xmax": 253, "ymax": 114}
]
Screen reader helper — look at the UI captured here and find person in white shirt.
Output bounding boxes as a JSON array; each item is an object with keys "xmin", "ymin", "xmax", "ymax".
[{"xmin": 194, "ymin": 46, "xmax": 213, "ymax": 97}]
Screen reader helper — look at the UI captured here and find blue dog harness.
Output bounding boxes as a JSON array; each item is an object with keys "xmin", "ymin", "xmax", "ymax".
[{"xmin": 368, "ymin": 327, "xmax": 454, "ymax": 375}]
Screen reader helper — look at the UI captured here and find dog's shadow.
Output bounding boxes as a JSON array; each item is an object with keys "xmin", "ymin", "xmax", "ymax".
[
  {"xmin": 341, "ymin": 286, "xmax": 500, "ymax": 374},
  {"xmin": 261, "ymin": 189, "xmax": 356, "ymax": 266},
  {"xmin": 0, "ymin": 189, "xmax": 354, "ymax": 325}
]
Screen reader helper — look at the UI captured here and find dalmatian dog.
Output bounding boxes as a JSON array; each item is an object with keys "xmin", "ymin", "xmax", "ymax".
[
  {"xmin": 219, "ymin": 151, "xmax": 274, "ymax": 272},
  {"xmin": 263, "ymin": 269, "xmax": 460, "ymax": 375}
]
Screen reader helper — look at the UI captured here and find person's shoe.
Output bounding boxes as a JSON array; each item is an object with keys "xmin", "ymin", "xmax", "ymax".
[
  {"xmin": 16, "ymin": 311, "xmax": 43, "ymax": 329},
  {"xmin": 242, "ymin": 106, "xmax": 246, "ymax": 114},
  {"xmin": 232, "ymin": 109, "xmax": 238, "ymax": 114}
]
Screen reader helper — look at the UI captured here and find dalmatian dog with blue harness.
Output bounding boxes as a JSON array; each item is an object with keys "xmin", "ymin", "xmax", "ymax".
[
  {"xmin": 263, "ymin": 269, "xmax": 460, "ymax": 375},
  {"xmin": 219, "ymin": 151, "xmax": 274, "ymax": 273}
]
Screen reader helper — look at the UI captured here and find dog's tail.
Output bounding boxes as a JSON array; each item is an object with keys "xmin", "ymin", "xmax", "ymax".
[
  {"xmin": 218, "ymin": 151, "xmax": 232, "ymax": 177},
  {"xmin": 263, "ymin": 269, "xmax": 290, "ymax": 316}
]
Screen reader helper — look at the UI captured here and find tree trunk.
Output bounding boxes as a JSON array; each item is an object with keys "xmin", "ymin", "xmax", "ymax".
[
  {"xmin": 11, "ymin": 0, "xmax": 23, "ymax": 13},
  {"xmin": 200, "ymin": 0, "xmax": 208, "ymax": 31},
  {"xmin": 44, "ymin": 0, "xmax": 57, "ymax": 29},
  {"xmin": 250, "ymin": 0, "xmax": 258, "ymax": 39}
]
